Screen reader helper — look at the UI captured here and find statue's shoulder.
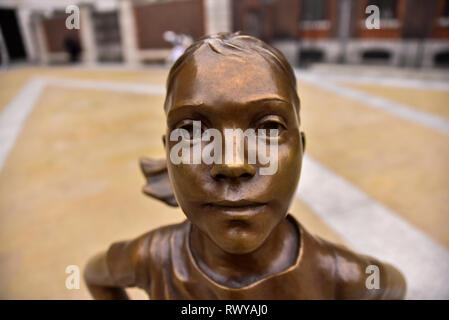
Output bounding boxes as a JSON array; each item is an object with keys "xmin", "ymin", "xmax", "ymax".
[
  {"xmin": 318, "ymin": 238, "xmax": 406, "ymax": 299},
  {"xmin": 106, "ymin": 220, "xmax": 190, "ymax": 289},
  {"xmin": 144, "ymin": 219, "xmax": 191, "ymax": 261},
  {"xmin": 294, "ymin": 219, "xmax": 405, "ymax": 299}
]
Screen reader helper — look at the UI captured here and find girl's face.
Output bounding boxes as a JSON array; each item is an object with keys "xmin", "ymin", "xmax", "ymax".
[{"xmin": 164, "ymin": 46, "xmax": 304, "ymax": 254}]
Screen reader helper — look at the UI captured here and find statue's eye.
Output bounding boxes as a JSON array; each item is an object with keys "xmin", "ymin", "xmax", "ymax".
[
  {"xmin": 176, "ymin": 120, "xmax": 204, "ymax": 141},
  {"xmin": 179, "ymin": 123, "xmax": 195, "ymax": 138},
  {"xmin": 257, "ymin": 119, "xmax": 286, "ymax": 138}
]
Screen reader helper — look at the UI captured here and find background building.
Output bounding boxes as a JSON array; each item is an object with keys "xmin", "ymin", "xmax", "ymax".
[
  {"xmin": 0, "ymin": 0, "xmax": 448, "ymax": 68},
  {"xmin": 263, "ymin": 0, "xmax": 449, "ymax": 68}
]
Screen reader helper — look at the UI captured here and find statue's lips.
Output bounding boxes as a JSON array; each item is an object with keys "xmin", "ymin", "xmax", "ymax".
[{"xmin": 204, "ymin": 200, "xmax": 267, "ymax": 218}]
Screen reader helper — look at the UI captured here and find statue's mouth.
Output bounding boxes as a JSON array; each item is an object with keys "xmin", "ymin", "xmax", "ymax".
[{"xmin": 204, "ymin": 200, "xmax": 267, "ymax": 219}]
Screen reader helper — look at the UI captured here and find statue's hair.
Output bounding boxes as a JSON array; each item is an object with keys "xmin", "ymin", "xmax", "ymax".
[{"xmin": 164, "ymin": 32, "xmax": 300, "ymax": 113}]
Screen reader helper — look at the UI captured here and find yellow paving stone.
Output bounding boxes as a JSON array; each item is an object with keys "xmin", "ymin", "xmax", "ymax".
[
  {"xmin": 0, "ymin": 67, "xmax": 170, "ymax": 112},
  {"xmin": 298, "ymin": 80, "xmax": 449, "ymax": 249},
  {"xmin": 0, "ymin": 84, "xmax": 343, "ymax": 299},
  {"xmin": 289, "ymin": 199, "xmax": 347, "ymax": 247},
  {"xmin": 42, "ymin": 66, "xmax": 169, "ymax": 85},
  {"xmin": 0, "ymin": 86, "xmax": 179, "ymax": 299},
  {"xmin": 0, "ymin": 69, "xmax": 34, "ymax": 113},
  {"xmin": 342, "ymin": 82, "xmax": 449, "ymax": 120}
]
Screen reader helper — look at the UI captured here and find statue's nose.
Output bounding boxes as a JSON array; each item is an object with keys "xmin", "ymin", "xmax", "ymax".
[{"xmin": 210, "ymin": 162, "xmax": 256, "ymax": 180}]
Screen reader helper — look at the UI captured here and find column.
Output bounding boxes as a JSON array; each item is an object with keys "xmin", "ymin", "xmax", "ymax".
[
  {"xmin": 79, "ymin": 4, "xmax": 97, "ymax": 64},
  {"xmin": 204, "ymin": 0, "xmax": 232, "ymax": 35},
  {"xmin": 16, "ymin": 6, "xmax": 38, "ymax": 62},
  {"xmin": 35, "ymin": 14, "xmax": 49, "ymax": 65},
  {"xmin": 118, "ymin": 0, "xmax": 139, "ymax": 65}
]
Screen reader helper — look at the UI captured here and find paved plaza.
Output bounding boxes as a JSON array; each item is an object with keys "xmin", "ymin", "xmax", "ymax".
[{"xmin": 0, "ymin": 65, "xmax": 448, "ymax": 299}]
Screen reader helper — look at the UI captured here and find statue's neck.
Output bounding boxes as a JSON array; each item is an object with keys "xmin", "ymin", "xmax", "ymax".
[{"xmin": 189, "ymin": 216, "xmax": 299, "ymax": 288}]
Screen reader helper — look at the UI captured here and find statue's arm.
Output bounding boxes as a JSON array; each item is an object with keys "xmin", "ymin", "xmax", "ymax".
[
  {"xmin": 84, "ymin": 232, "xmax": 152, "ymax": 300},
  {"xmin": 83, "ymin": 157, "xmax": 169, "ymax": 300},
  {"xmin": 330, "ymin": 243, "xmax": 407, "ymax": 299},
  {"xmin": 84, "ymin": 251, "xmax": 130, "ymax": 300},
  {"xmin": 374, "ymin": 260, "xmax": 407, "ymax": 300}
]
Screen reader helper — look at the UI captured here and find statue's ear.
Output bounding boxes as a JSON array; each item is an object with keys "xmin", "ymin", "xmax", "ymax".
[{"xmin": 139, "ymin": 157, "xmax": 178, "ymax": 207}]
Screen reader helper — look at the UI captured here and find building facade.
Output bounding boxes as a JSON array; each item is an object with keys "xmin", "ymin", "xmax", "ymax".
[
  {"xmin": 0, "ymin": 0, "xmax": 448, "ymax": 68},
  {"xmin": 239, "ymin": 0, "xmax": 449, "ymax": 68}
]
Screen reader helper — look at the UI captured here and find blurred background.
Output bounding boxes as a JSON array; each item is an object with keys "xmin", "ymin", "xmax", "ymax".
[
  {"xmin": 1, "ymin": 0, "xmax": 449, "ymax": 68},
  {"xmin": 0, "ymin": 0, "xmax": 448, "ymax": 299}
]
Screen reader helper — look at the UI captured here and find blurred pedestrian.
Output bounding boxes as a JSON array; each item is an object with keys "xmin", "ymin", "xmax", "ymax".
[
  {"xmin": 163, "ymin": 30, "xmax": 193, "ymax": 64},
  {"xmin": 64, "ymin": 35, "xmax": 81, "ymax": 63}
]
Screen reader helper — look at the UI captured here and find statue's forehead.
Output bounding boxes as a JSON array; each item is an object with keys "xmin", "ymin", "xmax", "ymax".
[{"xmin": 167, "ymin": 46, "xmax": 293, "ymax": 110}]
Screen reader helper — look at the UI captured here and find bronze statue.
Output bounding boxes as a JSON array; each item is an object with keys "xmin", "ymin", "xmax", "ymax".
[{"xmin": 84, "ymin": 33, "xmax": 406, "ymax": 299}]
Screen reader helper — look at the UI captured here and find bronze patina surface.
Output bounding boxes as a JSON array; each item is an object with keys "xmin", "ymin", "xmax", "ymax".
[{"xmin": 84, "ymin": 33, "xmax": 406, "ymax": 299}]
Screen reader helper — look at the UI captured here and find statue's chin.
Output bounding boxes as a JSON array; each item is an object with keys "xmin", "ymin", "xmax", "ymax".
[{"xmin": 211, "ymin": 231, "xmax": 268, "ymax": 255}]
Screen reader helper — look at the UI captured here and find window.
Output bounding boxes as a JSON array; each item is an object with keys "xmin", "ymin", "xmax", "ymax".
[
  {"xmin": 434, "ymin": 51, "xmax": 449, "ymax": 68},
  {"xmin": 443, "ymin": 0, "xmax": 449, "ymax": 18},
  {"xmin": 439, "ymin": 0, "xmax": 449, "ymax": 26},
  {"xmin": 301, "ymin": 0, "xmax": 328, "ymax": 21},
  {"xmin": 361, "ymin": 49, "xmax": 391, "ymax": 64},
  {"xmin": 298, "ymin": 48, "xmax": 324, "ymax": 67},
  {"xmin": 364, "ymin": 0, "xmax": 399, "ymax": 29},
  {"xmin": 367, "ymin": 0, "xmax": 398, "ymax": 19}
]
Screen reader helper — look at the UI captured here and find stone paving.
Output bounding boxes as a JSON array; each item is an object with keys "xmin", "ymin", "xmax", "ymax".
[{"xmin": 0, "ymin": 66, "xmax": 447, "ymax": 299}]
